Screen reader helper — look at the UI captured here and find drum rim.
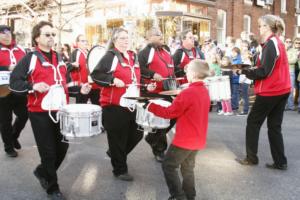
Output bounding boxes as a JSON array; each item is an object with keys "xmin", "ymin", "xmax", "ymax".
[{"xmin": 87, "ymin": 45, "xmax": 106, "ymax": 73}]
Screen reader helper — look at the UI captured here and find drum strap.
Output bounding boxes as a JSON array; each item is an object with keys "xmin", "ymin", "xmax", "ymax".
[
  {"xmin": 156, "ymin": 48, "xmax": 175, "ymax": 78},
  {"xmin": 33, "ymin": 51, "xmax": 66, "ymax": 123},
  {"xmin": 182, "ymin": 48, "xmax": 200, "ymax": 60},
  {"xmin": 0, "ymin": 44, "xmax": 18, "ymax": 67},
  {"xmin": 109, "ymin": 49, "xmax": 139, "ymax": 83}
]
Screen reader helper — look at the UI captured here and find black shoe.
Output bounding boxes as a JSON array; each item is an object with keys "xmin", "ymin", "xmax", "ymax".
[
  {"xmin": 48, "ymin": 191, "xmax": 66, "ymax": 200},
  {"xmin": 235, "ymin": 158, "xmax": 258, "ymax": 166},
  {"xmin": 6, "ymin": 149, "xmax": 18, "ymax": 157},
  {"xmin": 14, "ymin": 139, "xmax": 21, "ymax": 150},
  {"xmin": 168, "ymin": 196, "xmax": 187, "ymax": 200},
  {"xmin": 114, "ymin": 173, "xmax": 134, "ymax": 181},
  {"xmin": 265, "ymin": 163, "xmax": 287, "ymax": 170},
  {"xmin": 155, "ymin": 153, "xmax": 165, "ymax": 163},
  {"xmin": 33, "ymin": 169, "xmax": 48, "ymax": 190},
  {"xmin": 106, "ymin": 150, "xmax": 111, "ymax": 158}
]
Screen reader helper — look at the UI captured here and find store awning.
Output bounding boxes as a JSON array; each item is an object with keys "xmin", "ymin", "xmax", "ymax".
[
  {"xmin": 187, "ymin": 0, "xmax": 216, "ymax": 7},
  {"xmin": 155, "ymin": 11, "xmax": 212, "ymax": 20}
]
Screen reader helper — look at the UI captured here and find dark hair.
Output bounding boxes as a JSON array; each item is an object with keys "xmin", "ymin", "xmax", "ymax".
[
  {"xmin": 76, "ymin": 34, "xmax": 84, "ymax": 42},
  {"xmin": 31, "ymin": 21, "xmax": 53, "ymax": 46},
  {"xmin": 63, "ymin": 43, "xmax": 71, "ymax": 55},
  {"xmin": 232, "ymin": 47, "xmax": 241, "ymax": 54}
]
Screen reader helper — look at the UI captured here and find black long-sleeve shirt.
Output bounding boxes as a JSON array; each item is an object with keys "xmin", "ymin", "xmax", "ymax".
[{"xmin": 242, "ymin": 40, "xmax": 277, "ymax": 80}]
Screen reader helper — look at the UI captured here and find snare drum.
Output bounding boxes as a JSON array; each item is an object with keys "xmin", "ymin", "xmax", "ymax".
[
  {"xmin": 205, "ymin": 76, "xmax": 231, "ymax": 101},
  {"xmin": 0, "ymin": 71, "xmax": 11, "ymax": 97},
  {"xmin": 58, "ymin": 104, "xmax": 102, "ymax": 138},
  {"xmin": 136, "ymin": 99, "xmax": 171, "ymax": 131}
]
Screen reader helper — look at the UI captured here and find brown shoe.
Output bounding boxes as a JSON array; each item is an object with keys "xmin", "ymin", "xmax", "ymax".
[{"xmin": 235, "ymin": 158, "xmax": 258, "ymax": 166}]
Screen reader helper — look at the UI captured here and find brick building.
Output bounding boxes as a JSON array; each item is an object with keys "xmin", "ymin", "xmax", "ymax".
[{"xmin": 209, "ymin": 0, "xmax": 300, "ymax": 44}]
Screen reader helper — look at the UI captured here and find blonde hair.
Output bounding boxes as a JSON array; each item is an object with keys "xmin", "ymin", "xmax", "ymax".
[
  {"xmin": 187, "ymin": 59, "xmax": 210, "ymax": 79},
  {"xmin": 259, "ymin": 15, "xmax": 285, "ymax": 35}
]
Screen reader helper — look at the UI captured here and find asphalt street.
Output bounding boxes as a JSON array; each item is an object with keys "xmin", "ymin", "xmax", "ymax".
[{"xmin": 0, "ymin": 111, "xmax": 299, "ymax": 200}]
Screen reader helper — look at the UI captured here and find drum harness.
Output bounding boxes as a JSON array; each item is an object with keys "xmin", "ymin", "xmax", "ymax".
[
  {"xmin": 32, "ymin": 51, "xmax": 67, "ymax": 123},
  {"xmin": 0, "ymin": 44, "xmax": 19, "ymax": 68},
  {"xmin": 111, "ymin": 50, "xmax": 140, "ymax": 112},
  {"xmin": 155, "ymin": 48, "xmax": 178, "ymax": 91}
]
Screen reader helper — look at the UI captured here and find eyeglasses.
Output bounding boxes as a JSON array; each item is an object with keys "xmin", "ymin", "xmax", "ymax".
[
  {"xmin": 0, "ymin": 29, "xmax": 11, "ymax": 34},
  {"xmin": 285, "ymin": 40, "xmax": 292, "ymax": 43},
  {"xmin": 295, "ymin": 42, "xmax": 300, "ymax": 44},
  {"xmin": 79, "ymin": 39, "xmax": 88, "ymax": 43},
  {"xmin": 117, "ymin": 37, "xmax": 129, "ymax": 40},
  {"xmin": 41, "ymin": 33, "xmax": 56, "ymax": 37}
]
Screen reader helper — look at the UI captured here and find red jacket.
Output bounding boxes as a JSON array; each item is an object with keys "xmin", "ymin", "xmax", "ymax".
[
  {"xmin": 148, "ymin": 81, "xmax": 210, "ymax": 150},
  {"xmin": 0, "ymin": 42, "xmax": 26, "ymax": 69},
  {"xmin": 26, "ymin": 49, "xmax": 68, "ymax": 112},
  {"xmin": 91, "ymin": 49, "xmax": 141, "ymax": 107}
]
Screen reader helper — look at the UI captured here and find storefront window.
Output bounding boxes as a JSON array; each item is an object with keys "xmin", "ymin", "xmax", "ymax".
[{"xmin": 217, "ymin": 9, "xmax": 226, "ymax": 45}]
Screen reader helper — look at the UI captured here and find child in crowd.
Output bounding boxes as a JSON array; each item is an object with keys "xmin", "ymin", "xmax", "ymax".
[
  {"xmin": 145, "ymin": 59, "xmax": 210, "ymax": 200},
  {"xmin": 219, "ymin": 56, "xmax": 234, "ymax": 115},
  {"xmin": 231, "ymin": 47, "xmax": 242, "ymax": 113},
  {"xmin": 239, "ymin": 41, "xmax": 253, "ymax": 115},
  {"xmin": 208, "ymin": 53, "xmax": 222, "ymax": 112}
]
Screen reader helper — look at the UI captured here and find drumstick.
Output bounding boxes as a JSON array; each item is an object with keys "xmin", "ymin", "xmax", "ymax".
[{"xmin": 151, "ymin": 77, "xmax": 185, "ymax": 81}]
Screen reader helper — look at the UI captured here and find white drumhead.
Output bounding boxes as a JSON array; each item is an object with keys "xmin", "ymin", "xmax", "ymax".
[
  {"xmin": 87, "ymin": 45, "xmax": 106, "ymax": 73},
  {"xmin": 61, "ymin": 104, "xmax": 101, "ymax": 113}
]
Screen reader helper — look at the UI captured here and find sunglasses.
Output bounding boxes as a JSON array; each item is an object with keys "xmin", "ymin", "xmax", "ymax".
[{"xmin": 41, "ymin": 33, "xmax": 56, "ymax": 37}]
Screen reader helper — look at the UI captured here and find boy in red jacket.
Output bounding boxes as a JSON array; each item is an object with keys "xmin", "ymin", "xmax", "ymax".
[{"xmin": 146, "ymin": 59, "xmax": 211, "ymax": 200}]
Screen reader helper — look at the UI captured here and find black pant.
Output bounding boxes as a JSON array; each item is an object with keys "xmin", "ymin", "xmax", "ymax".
[
  {"xmin": 76, "ymin": 88, "xmax": 100, "ymax": 104},
  {"xmin": 102, "ymin": 106, "xmax": 143, "ymax": 176},
  {"xmin": 162, "ymin": 145, "xmax": 198, "ymax": 200},
  {"xmin": 246, "ymin": 93, "xmax": 289, "ymax": 165},
  {"xmin": 0, "ymin": 93, "xmax": 28, "ymax": 152},
  {"xmin": 142, "ymin": 93, "xmax": 176, "ymax": 156},
  {"xmin": 29, "ymin": 112, "xmax": 69, "ymax": 194}
]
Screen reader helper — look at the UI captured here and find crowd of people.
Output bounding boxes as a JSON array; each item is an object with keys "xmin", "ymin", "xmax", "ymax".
[{"xmin": 0, "ymin": 13, "xmax": 296, "ymax": 200}]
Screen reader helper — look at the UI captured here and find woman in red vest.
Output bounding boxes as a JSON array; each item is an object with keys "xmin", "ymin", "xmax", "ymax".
[{"xmin": 236, "ymin": 15, "xmax": 291, "ymax": 170}]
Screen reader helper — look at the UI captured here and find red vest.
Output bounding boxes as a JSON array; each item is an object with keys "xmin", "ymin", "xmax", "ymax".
[
  {"xmin": 254, "ymin": 35, "xmax": 291, "ymax": 96},
  {"xmin": 177, "ymin": 47, "xmax": 200, "ymax": 84},
  {"xmin": 100, "ymin": 50, "xmax": 141, "ymax": 107},
  {"xmin": 0, "ymin": 42, "xmax": 26, "ymax": 69},
  {"xmin": 69, "ymin": 48, "xmax": 88, "ymax": 86},
  {"xmin": 144, "ymin": 47, "xmax": 174, "ymax": 93},
  {"xmin": 27, "ymin": 49, "xmax": 68, "ymax": 112}
]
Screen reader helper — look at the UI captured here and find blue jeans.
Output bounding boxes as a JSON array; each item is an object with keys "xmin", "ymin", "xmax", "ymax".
[
  {"xmin": 241, "ymin": 83, "xmax": 250, "ymax": 113},
  {"xmin": 287, "ymin": 72, "xmax": 295, "ymax": 109},
  {"xmin": 231, "ymin": 84, "xmax": 240, "ymax": 111}
]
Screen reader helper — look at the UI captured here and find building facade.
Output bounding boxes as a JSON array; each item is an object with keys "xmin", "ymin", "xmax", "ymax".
[
  {"xmin": 0, "ymin": 0, "xmax": 299, "ymax": 47},
  {"xmin": 210, "ymin": 0, "xmax": 300, "ymax": 44}
]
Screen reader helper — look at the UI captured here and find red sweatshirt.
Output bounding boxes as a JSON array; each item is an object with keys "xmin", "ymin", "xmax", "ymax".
[{"xmin": 148, "ymin": 81, "xmax": 210, "ymax": 150}]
